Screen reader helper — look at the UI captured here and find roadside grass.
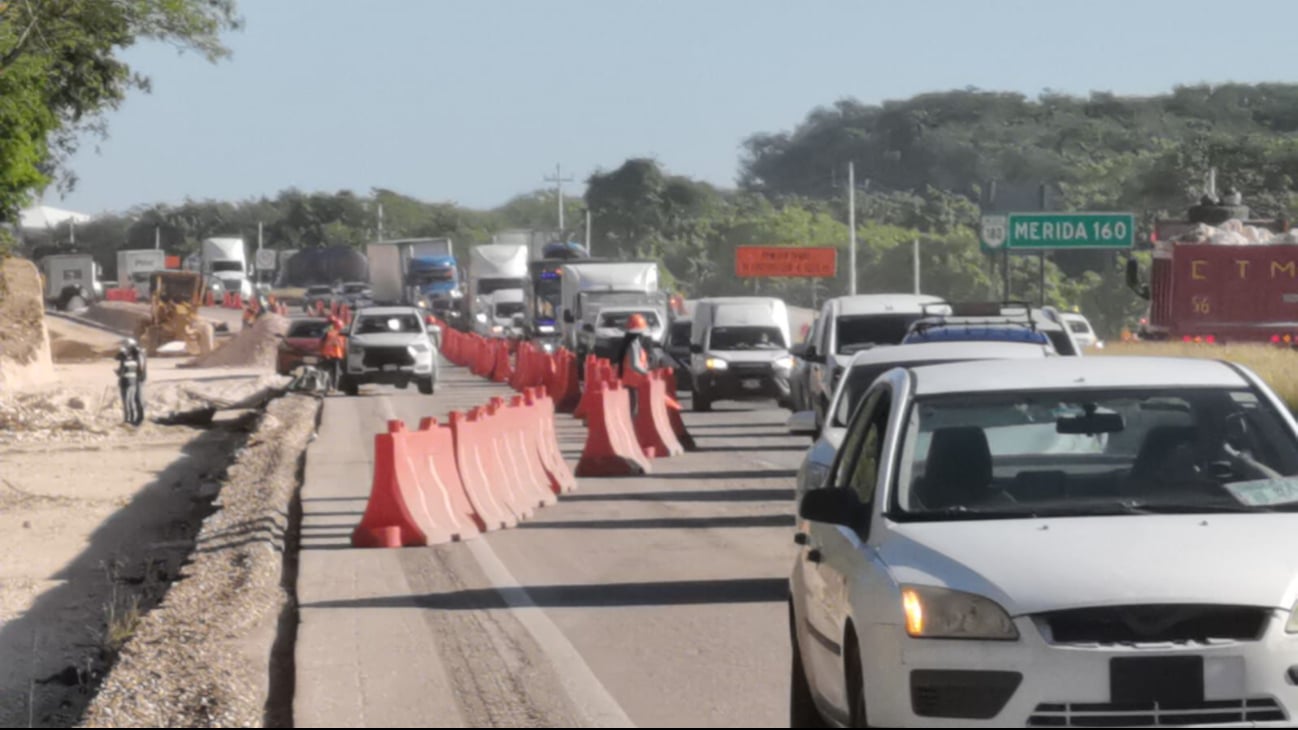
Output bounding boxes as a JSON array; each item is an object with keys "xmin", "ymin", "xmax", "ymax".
[{"xmin": 1096, "ymin": 342, "xmax": 1298, "ymax": 411}]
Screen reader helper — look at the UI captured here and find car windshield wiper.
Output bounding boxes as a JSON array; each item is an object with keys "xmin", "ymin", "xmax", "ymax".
[{"xmin": 1118, "ymin": 499, "xmax": 1264, "ymax": 514}]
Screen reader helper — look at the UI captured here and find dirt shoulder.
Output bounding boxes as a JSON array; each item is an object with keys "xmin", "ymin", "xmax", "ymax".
[{"xmin": 79, "ymin": 393, "xmax": 320, "ymax": 728}]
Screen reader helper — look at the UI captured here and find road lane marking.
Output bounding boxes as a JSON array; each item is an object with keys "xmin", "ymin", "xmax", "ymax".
[
  {"xmin": 377, "ymin": 392, "xmax": 635, "ymax": 728},
  {"xmin": 466, "ymin": 538, "xmax": 636, "ymax": 729}
]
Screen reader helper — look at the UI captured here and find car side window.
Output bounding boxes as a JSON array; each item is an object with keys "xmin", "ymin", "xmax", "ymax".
[
  {"xmin": 848, "ymin": 392, "xmax": 892, "ymax": 508},
  {"xmin": 831, "ymin": 389, "xmax": 882, "ymax": 490}
]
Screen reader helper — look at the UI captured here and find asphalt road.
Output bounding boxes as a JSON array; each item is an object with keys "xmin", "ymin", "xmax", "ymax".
[{"xmin": 295, "ymin": 366, "xmax": 807, "ymax": 728}]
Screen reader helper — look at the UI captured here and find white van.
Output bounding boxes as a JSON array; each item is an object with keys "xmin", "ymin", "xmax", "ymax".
[{"xmin": 689, "ymin": 297, "xmax": 794, "ymax": 412}]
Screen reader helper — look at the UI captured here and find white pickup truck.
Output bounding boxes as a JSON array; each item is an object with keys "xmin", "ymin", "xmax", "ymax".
[{"xmin": 339, "ymin": 306, "xmax": 440, "ymax": 396}]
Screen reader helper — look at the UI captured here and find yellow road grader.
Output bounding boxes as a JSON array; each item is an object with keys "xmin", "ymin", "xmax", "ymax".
[{"xmin": 136, "ymin": 271, "xmax": 216, "ymax": 356}]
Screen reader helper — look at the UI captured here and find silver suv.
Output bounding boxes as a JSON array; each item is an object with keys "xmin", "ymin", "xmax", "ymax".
[{"xmin": 340, "ymin": 306, "xmax": 439, "ymax": 396}]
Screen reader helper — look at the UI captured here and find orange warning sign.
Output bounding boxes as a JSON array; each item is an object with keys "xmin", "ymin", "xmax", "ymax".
[{"xmin": 735, "ymin": 246, "xmax": 838, "ymax": 278}]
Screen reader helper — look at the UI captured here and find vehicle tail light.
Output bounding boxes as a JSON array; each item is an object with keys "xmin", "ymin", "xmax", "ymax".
[
  {"xmin": 1274, "ymin": 335, "xmax": 1283, "ymax": 344},
  {"xmin": 1182, "ymin": 335, "xmax": 1193, "ymax": 343},
  {"xmin": 1286, "ymin": 334, "xmax": 1294, "ymax": 345},
  {"xmin": 1205, "ymin": 335, "xmax": 1216, "ymax": 344}
]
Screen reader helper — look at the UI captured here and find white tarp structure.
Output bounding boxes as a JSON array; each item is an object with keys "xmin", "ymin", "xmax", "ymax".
[{"xmin": 18, "ymin": 204, "xmax": 92, "ymax": 231}]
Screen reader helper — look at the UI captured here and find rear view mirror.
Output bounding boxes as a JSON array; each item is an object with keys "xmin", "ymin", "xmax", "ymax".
[
  {"xmin": 689, "ymin": 343, "xmax": 702, "ymax": 354},
  {"xmin": 787, "ymin": 410, "xmax": 818, "ymax": 438},
  {"xmin": 799, "ymin": 487, "xmax": 865, "ymax": 528},
  {"xmin": 1057, "ymin": 411, "xmax": 1125, "ymax": 435},
  {"xmin": 563, "ymin": 310, "xmax": 575, "ymax": 324},
  {"xmin": 790, "ymin": 343, "xmax": 807, "ymax": 357}
]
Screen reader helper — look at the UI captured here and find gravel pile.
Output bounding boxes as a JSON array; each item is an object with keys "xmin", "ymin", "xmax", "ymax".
[
  {"xmin": 79, "ymin": 393, "xmax": 320, "ymax": 728},
  {"xmin": 185, "ymin": 314, "xmax": 289, "ymax": 369},
  {"xmin": 0, "ymin": 375, "xmax": 290, "ymax": 446}
]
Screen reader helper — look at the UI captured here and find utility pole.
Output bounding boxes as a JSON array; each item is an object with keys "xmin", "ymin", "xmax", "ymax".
[
  {"xmin": 257, "ymin": 221, "xmax": 263, "ymax": 250},
  {"xmin": 848, "ymin": 161, "xmax": 857, "ymax": 296},
  {"xmin": 913, "ymin": 238, "xmax": 920, "ymax": 295},
  {"xmin": 69, "ymin": 219, "xmax": 76, "ymax": 247},
  {"xmin": 377, "ymin": 201, "xmax": 385, "ymax": 242},
  {"xmin": 1038, "ymin": 183, "xmax": 1048, "ymax": 307},
  {"xmin": 544, "ymin": 163, "xmax": 574, "ymax": 232},
  {"xmin": 584, "ymin": 209, "xmax": 592, "ymax": 253},
  {"xmin": 154, "ymin": 226, "xmax": 161, "ymax": 251}
]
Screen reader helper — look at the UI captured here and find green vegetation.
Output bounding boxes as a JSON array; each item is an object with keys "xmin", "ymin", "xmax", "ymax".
[
  {"xmin": 21, "ymin": 81, "xmax": 1298, "ymax": 338},
  {"xmin": 0, "ymin": 0, "xmax": 241, "ymax": 221}
]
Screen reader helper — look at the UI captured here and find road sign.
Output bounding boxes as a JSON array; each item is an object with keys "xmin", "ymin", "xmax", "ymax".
[
  {"xmin": 735, "ymin": 246, "xmax": 837, "ymax": 278},
  {"xmin": 980, "ymin": 212, "xmax": 1135, "ymax": 252},
  {"xmin": 255, "ymin": 249, "xmax": 278, "ymax": 270}
]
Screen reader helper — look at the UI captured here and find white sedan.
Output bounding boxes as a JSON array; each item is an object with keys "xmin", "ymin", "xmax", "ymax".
[
  {"xmin": 791, "ymin": 356, "xmax": 1298, "ymax": 727},
  {"xmin": 789, "ymin": 341, "xmax": 1053, "ymax": 502}
]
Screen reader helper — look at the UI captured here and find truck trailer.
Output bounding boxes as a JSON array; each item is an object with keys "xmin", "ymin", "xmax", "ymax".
[{"xmin": 1128, "ymin": 194, "xmax": 1295, "ymax": 344}]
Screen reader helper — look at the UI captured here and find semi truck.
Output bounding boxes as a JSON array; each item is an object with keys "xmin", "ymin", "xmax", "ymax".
[
  {"xmin": 1128, "ymin": 193, "xmax": 1295, "ymax": 344},
  {"xmin": 39, "ymin": 253, "xmax": 103, "ymax": 311},
  {"xmin": 404, "ymin": 238, "xmax": 462, "ymax": 319},
  {"xmin": 197, "ymin": 237, "xmax": 252, "ymax": 300},
  {"xmin": 559, "ymin": 261, "xmax": 664, "ymax": 357},
  {"xmin": 366, "ymin": 238, "xmax": 461, "ymax": 311},
  {"xmin": 467, "ymin": 243, "xmax": 529, "ymax": 328},
  {"xmin": 116, "ymin": 249, "xmax": 167, "ymax": 297}
]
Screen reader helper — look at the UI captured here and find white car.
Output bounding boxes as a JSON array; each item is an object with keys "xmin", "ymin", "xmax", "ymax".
[
  {"xmin": 791, "ymin": 356, "xmax": 1298, "ymax": 727},
  {"xmin": 340, "ymin": 306, "xmax": 439, "ymax": 396},
  {"xmin": 788, "ymin": 341, "xmax": 1053, "ymax": 502},
  {"xmin": 802, "ymin": 294, "xmax": 946, "ymax": 431},
  {"xmin": 1061, "ymin": 311, "xmax": 1102, "ymax": 349}
]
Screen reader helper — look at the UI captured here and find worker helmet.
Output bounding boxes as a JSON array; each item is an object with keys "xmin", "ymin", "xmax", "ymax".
[
  {"xmin": 626, "ymin": 313, "xmax": 649, "ymax": 333},
  {"xmin": 120, "ymin": 337, "xmax": 138, "ymax": 351}
]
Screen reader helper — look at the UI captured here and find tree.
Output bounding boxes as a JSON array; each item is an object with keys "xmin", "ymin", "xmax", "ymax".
[{"xmin": 0, "ymin": 0, "xmax": 241, "ymax": 221}]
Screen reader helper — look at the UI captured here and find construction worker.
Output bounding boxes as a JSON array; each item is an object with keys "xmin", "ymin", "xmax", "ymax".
[
  {"xmin": 115, "ymin": 338, "xmax": 147, "ymax": 426},
  {"xmin": 320, "ymin": 316, "xmax": 348, "ymax": 393},
  {"xmin": 615, "ymin": 313, "xmax": 653, "ymax": 416}
]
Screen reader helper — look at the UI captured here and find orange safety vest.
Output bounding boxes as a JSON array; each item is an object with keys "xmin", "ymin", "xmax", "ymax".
[
  {"xmin": 321, "ymin": 329, "xmax": 346, "ymax": 359},
  {"xmin": 622, "ymin": 338, "xmax": 649, "ymax": 386}
]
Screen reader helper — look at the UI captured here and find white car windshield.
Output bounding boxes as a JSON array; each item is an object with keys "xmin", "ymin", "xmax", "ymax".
[
  {"xmin": 891, "ymin": 387, "xmax": 1298, "ymax": 519},
  {"xmin": 355, "ymin": 315, "xmax": 423, "ymax": 334},
  {"xmin": 836, "ymin": 314, "xmax": 922, "ymax": 354}
]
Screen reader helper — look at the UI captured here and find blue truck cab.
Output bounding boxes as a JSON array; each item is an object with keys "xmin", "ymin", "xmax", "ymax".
[{"xmin": 408, "ymin": 254, "xmax": 463, "ymax": 318}]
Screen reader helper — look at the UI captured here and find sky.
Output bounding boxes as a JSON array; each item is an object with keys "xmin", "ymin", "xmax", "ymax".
[{"xmin": 51, "ymin": 0, "xmax": 1298, "ymax": 216}]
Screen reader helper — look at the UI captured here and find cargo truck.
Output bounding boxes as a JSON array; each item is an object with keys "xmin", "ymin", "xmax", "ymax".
[
  {"xmin": 467, "ymin": 243, "xmax": 529, "ymax": 329},
  {"xmin": 366, "ymin": 238, "xmax": 461, "ymax": 313},
  {"xmin": 39, "ymin": 253, "xmax": 103, "ymax": 311},
  {"xmin": 1127, "ymin": 193, "xmax": 1294, "ymax": 344},
  {"xmin": 559, "ymin": 261, "xmax": 664, "ymax": 358},
  {"xmin": 116, "ymin": 249, "xmax": 167, "ymax": 297},
  {"xmin": 199, "ymin": 237, "xmax": 252, "ymax": 300}
]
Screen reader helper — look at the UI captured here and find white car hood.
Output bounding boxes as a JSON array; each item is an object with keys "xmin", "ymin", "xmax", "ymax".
[
  {"xmin": 882, "ymin": 515, "xmax": 1298, "ymax": 615},
  {"xmin": 711, "ymin": 349, "xmax": 788, "ymax": 364},
  {"xmin": 350, "ymin": 333, "xmax": 428, "ymax": 348}
]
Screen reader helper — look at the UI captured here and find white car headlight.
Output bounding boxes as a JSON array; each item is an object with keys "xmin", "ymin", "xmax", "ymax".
[
  {"xmin": 451, "ymin": 289, "xmax": 464, "ymax": 298},
  {"xmin": 900, "ymin": 585, "xmax": 1018, "ymax": 640},
  {"xmin": 774, "ymin": 355, "xmax": 795, "ymax": 370},
  {"xmin": 408, "ymin": 343, "xmax": 430, "ymax": 354},
  {"xmin": 705, "ymin": 357, "xmax": 728, "ymax": 370}
]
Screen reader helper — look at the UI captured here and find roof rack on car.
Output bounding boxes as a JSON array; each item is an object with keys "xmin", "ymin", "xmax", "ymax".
[{"xmin": 910, "ymin": 300, "xmax": 1038, "ymax": 333}]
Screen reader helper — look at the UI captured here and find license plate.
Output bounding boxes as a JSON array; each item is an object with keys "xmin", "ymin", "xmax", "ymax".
[
  {"xmin": 383, "ymin": 364, "xmax": 399, "ymax": 372},
  {"xmin": 742, "ymin": 378, "xmax": 761, "ymax": 390},
  {"xmin": 1111, "ymin": 656, "xmax": 1204, "ymax": 706},
  {"xmin": 303, "ymin": 356, "xmax": 319, "ymax": 365}
]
